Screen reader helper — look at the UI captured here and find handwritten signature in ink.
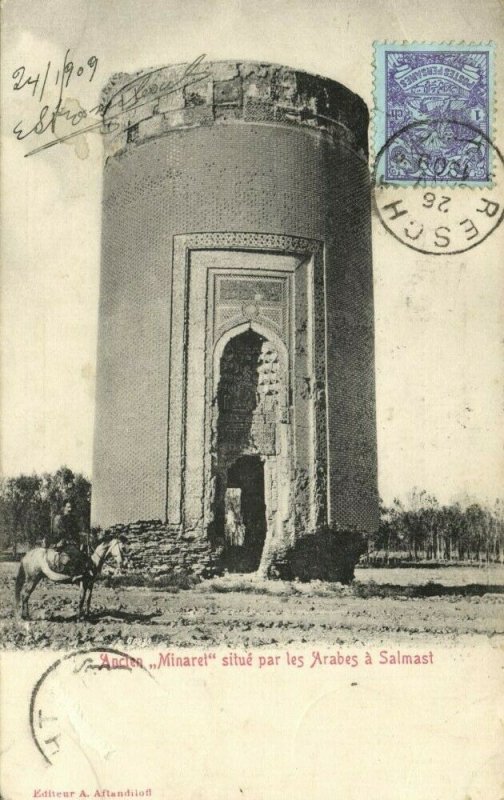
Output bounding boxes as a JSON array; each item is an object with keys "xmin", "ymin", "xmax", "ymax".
[{"xmin": 13, "ymin": 52, "xmax": 210, "ymax": 157}]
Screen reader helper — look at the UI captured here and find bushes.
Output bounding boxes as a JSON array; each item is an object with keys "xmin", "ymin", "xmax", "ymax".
[{"xmin": 267, "ymin": 528, "xmax": 367, "ymax": 584}]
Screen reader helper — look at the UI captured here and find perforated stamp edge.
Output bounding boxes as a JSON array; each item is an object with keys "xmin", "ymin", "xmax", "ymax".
[{"xmin": 371, "ymin": 41, "xmax": 496, "ymax": 189}]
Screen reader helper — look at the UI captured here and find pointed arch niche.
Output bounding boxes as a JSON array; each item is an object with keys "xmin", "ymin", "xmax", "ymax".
[{"xmin": 166, "ymin": 233, "xmax": 328, "ymax": 547}]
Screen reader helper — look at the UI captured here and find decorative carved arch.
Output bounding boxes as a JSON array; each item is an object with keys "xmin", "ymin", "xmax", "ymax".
[{"xmin": 212, "ymin": 321, "xmax": 289, "ymax": 393}]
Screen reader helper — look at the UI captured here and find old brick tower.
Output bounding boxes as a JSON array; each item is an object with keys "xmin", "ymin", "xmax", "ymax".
[{"xmin": 92, "ymin": 60, "xmax": 378, "ymax": 580}]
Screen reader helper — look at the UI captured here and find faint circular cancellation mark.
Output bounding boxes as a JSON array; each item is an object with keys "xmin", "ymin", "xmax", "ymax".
[
  {"xmin": 372, "ymin": 119, "xmax": 504, "ymax": 255},
  {"xmin": 30, "ymin": 647, "xmax": 155, "ymax": 765}
]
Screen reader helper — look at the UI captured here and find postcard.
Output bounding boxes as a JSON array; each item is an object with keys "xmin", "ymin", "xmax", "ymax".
[{"xmin": 1, "ymin": 1, "xmax": 503, "ymax": 799}]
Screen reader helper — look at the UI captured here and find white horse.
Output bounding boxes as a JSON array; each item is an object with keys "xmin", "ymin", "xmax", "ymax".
[{"xmin": 15, "ymin": 537, "xmax": 125, "ymax": 621}]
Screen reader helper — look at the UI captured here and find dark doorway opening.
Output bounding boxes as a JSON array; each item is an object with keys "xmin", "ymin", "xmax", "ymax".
[{"xmin": 224, "ymin": 455, "xmax": 267, "ymax": 573}]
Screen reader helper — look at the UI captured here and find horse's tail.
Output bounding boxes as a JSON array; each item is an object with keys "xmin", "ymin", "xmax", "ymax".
[{"xmin": 15, "ymin": 561, "xmax": 25, "ymax": 604}]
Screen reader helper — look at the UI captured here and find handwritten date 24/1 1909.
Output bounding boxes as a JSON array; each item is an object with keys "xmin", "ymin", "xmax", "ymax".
[
  {"xmin": 12, "ymin": 50, "xmax": 99, "ymax": 103},
  {"xmin": 12, "ymin": 49, "xmax": 102, "ymax": 147}
]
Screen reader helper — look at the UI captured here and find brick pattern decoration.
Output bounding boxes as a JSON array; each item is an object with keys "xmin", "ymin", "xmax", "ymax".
[
  {"xmin": 93, "ymin": 61, "xmax": 378, "ymax": 584},
  {"xmin": 94, "ymin": 126, "xmax": 377, "ymax": 534}
]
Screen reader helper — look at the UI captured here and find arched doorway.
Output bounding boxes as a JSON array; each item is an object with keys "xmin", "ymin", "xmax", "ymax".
[{"xmin": 211, "ymin": 326, "xmax": 291, "ymax": 573}]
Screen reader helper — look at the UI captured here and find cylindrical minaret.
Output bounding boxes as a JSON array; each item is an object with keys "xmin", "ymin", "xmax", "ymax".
[{"xmin": 93, "ymin": 59, "xmax": 378, "ymax": 580}]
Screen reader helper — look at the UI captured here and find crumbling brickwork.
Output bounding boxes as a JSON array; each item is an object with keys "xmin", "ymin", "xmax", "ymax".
[
  {"xmin": 93, "ymin": 61, "xmax": 378, "ymax": 582},
  {"xmin": 106, "ymin": 521, "xmax": 223, "ymax": 580}
]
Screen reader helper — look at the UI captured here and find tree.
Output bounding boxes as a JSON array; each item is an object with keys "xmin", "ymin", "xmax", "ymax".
[
  {"xmin": 493, "ymin": 500, "xmax": 504, "ymax": 563},
  {"xmin": 0, "ymin": 467, "xmax": 91, "ymax": 554},
  {"xmin": 373, "ymin": 491, "xmax": 504, "ymax": 565},
  {"xmin": 0, "ymin": 474, "xmax": 44, "ymax": 552},
  {"xmin": 465, "ymin": 504, "xmax": 487, "ymax": 562}
]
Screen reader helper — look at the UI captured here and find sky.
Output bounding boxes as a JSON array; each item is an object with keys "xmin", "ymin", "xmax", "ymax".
[{"xmin": 1, "ymin": 0, "xmax": 503, "ymax": 507}]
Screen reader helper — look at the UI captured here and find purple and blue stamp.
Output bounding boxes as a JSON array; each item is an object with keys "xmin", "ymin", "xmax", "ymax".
[{"xmin": 374, "ymin": 43, "xmax": 494, "ymax": 185}]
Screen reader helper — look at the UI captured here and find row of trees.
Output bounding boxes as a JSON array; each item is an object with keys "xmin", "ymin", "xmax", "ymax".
[
  {"xmin": 1, "ymin": 473, "xmax": 503, "ymax": 564},
  {"xmin": 0, "ymin": 467, "xmax": 91, "ymax": 554},
  {"xmin": 368, "ymin": 489, "xmax": 504, "ymax": 564}
]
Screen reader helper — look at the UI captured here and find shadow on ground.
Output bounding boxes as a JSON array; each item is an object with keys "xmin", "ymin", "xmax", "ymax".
[
  {"xmin": 353, "ymin": 582, "xmax": 504, "ymax": 599},
  {"xmin": 37, "ymin": 609, "xmax": 163, "ymax": 624},
  {"xmin": 198, "ymin": 573, "xmax": 504, "ymax": 599}
]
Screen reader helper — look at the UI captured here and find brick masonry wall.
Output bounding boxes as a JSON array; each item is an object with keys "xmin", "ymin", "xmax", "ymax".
[
  {"xmin": 93, "ymin": 125, "xmax": 378, "ymax": 532},
  {"xmin": 93, "ymin": 61, "xmax": 379, "ymax": 545},
  {"xmin": 100, "ymin": 60, "xmax": 368, "ymax": 161},
  {"xmin": 105, "ymin": 521, "xmax": 365, "ymax": 583},
  {"xmin": 107, "ymin": 521, "xmax": 223, "ymax": 579}
]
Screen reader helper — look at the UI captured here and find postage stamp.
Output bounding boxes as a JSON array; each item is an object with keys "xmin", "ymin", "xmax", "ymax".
[{"xmin": 374, "ymin": 42, "xmax": 495, "ymax": 185}]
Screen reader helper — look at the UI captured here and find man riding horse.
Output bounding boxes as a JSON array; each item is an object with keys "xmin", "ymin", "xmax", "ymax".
[{"xmin": 44, "ymin": 501, "xmax": 88, "ymax": 579}]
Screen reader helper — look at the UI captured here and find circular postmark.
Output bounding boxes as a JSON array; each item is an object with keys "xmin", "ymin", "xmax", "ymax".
[
  {"xmin": 372, "ymin": 120, "xmax": 504, "ymax": 255},
  {"xmin": 30, "ymin": 647, "xmax": 156, "ymax": 765}
]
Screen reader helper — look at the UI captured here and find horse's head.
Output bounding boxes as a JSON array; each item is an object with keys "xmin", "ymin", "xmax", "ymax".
[
  {"xmin": 93, "ymin": 535, "xmax": 127, "ymax": 573},
  {"xmin": 106, "ymin": 537, "xmax": 126, "ymax": 570}
]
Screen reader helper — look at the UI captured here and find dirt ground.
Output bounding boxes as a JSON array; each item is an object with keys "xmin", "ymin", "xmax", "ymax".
[{"xmin": 1, "ymin": 563, "xmax": 503, "ymax": 650}]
